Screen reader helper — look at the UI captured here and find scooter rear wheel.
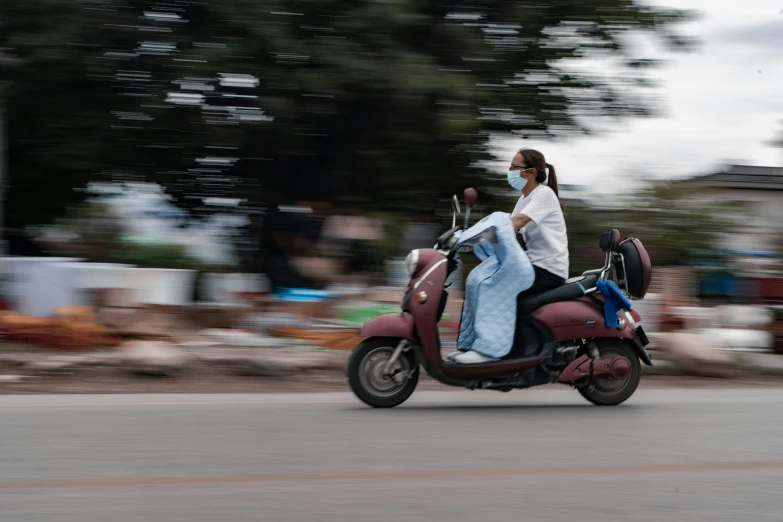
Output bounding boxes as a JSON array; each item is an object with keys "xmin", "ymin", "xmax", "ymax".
[
  {"xmin": 578, "ymin": 339, "xmax": 641, "ymax": 406},
  {"xmin": 347, "ymin": 337, "xmax": 419, "ymax": 408}
]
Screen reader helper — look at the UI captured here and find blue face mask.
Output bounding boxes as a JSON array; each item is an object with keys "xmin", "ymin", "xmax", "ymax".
[{"xmin": 507, "ymin": 171, "xmax": 528, "ymax": 191}]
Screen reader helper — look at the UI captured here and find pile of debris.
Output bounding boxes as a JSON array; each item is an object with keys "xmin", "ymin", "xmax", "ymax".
[{"xmin": 0, "ymin": 306, "xmax": 122, "ymax": 350}]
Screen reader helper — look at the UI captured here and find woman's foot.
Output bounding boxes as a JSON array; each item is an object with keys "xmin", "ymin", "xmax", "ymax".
[{"xmin": 451, "ymin": 351, "xmax": 499, "ymax": 364}]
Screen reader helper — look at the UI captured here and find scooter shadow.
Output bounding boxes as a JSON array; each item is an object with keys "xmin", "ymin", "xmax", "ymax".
[{"xmin": 347, "ymin": 402, "xmax": 648, "ymax": 413}]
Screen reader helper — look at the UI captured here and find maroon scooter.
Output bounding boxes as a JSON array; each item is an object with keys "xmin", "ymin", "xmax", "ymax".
[{"xmin": 347, "ymin": 188, "xmax": 653, "ymax": 408}]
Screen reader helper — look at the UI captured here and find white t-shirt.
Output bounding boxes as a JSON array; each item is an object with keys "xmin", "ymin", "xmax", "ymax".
[{"xmin": 511, "ymin": 185, "xmax": 569, "ymax": 280}]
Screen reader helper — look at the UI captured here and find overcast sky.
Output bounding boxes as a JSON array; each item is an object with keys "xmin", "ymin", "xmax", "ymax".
[{"xmin": 492, "ymin": 0, "xmax": 783, "ymax": 196}]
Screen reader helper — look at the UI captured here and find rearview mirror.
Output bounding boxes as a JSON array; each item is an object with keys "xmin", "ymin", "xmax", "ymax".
[
  {"xmin": 463, "ymin": 188, "xmax": 478, "ymax": 208},
  {"xmin": 451, "ymin": 195, "xmax": 461, "ymax": 214},
  {"xmin": 462, "ymin": 188, "xmax": 478, "ymax": 229}
]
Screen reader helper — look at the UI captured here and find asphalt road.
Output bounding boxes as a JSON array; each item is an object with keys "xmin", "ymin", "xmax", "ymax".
[{"xmin": 2, "ymin": 388, "xmax": 783, "ymax": 522}]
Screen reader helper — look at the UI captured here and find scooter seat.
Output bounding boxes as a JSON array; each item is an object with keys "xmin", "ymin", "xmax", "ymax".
[{"xmin": 517, "ymin": 274, "xmax": 599, "ymax": 316}]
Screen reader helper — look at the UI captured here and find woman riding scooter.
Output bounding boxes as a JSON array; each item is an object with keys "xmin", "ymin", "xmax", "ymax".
[{"xmin": 450, "ymin": 148, "xmax": 568, "ymax": 364}]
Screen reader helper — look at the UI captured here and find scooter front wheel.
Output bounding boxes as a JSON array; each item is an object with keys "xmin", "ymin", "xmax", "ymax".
[{"xmin": 347, "ymin": 337, "xmax": 419, "ymax": 408}]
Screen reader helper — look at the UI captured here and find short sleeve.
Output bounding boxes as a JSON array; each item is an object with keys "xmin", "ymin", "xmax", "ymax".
[
  {"xmin": 511, "ymin": 196, "xmax": 525, "ymax": 216},
  {"xmin": 519, "ymin": 188, "xmax": 556, "ymax": 223}
]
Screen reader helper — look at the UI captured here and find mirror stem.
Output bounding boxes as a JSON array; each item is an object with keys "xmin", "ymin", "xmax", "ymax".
[{"xmin": 464, "ymin": 207, "xmax": 471, "ymax": 229}]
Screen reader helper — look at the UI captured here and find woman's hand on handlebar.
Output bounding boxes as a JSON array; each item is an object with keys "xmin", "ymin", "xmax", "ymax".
[{"xmin": 511, "ymin": 213, "xmax": 531, "ymax": 232}]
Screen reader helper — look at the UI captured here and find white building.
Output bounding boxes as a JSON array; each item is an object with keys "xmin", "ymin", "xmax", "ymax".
[
  {"xmin": 684, "ymin": 165, "xmax": 783, "ymax": 254},
  {"xmin": 683, "ymin": 165, "xmax": 783, "ymax": 277}
]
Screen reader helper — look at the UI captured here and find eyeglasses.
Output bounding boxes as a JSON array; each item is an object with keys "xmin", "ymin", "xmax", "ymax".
[{"xmin": 509, "ymin": 165, "xmax": 533, "ymax": 173}]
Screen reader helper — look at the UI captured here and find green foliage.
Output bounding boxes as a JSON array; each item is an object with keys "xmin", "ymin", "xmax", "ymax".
[
  {"xmin": 563, "ymin": 182, "xmax": 736, "ymax": 272},
  {"xmin": 51, "ymin": 202, "xmax": 204, "ymax": 269},
  {"xmin": 564, "ymin": 204, "xmax": 606, "ymax": 275},
  {"xmin": 621, "ymin": 182, "xmax": 736, "ymax": 267},
  {"xmin": 108, "ymin": 240, "xmax": 204, "ymax": 270}
]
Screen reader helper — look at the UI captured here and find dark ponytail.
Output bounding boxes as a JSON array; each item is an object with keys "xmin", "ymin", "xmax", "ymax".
[
  {"xmin": 518, "ymin": 149, "xmax": 562, "ymax": 206},
  {"xmin": 545, "ymin": 163, "xmax": 559, "ymax": 198}
]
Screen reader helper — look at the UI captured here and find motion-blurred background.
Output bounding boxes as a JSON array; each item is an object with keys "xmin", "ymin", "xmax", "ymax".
[{"xmin": 0, "ymin": 0, "xmax": 781, "ymax": 375}]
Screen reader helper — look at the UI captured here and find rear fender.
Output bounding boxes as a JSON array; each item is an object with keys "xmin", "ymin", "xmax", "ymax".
[
  {"xmin": 629, "ymin": 336, "xmax": 653, "ymax": 366},
  {"xmin": 625, "ymin": 310, "xmax": 653, "ymax": 366},
  {"xmin": 531, "ymin": 297, "xmax": 652, "ymax": 366},
  {"xmin": 590, "ymin": 333, "xmax": 652, "ymax": 366},
  {"xmin": 359, "ymin": 312, "xmax": 416, "ymax": 340}
]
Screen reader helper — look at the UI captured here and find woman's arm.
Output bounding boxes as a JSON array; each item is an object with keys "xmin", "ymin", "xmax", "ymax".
[
  {"xmin": 511, "ymin": 213, "xmax": 531, "ymax": 231},
  {"xmin": 511, "ymin": 188, "xmax": 558, "ymax": 231}
]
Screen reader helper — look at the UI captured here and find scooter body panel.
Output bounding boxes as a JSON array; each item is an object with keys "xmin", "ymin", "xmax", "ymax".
[
  {"xmin": 359, "ymin": 312, "xmax": 416, "ymax": 340},
  {"xmin": 531, "ymin": 296, "xmax": 637, "ymax": 341}
]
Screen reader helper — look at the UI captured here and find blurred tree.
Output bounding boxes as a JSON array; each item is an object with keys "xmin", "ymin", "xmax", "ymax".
[
  {"xmin": 558, "ymin": 181, "xmax": 734, "ymax": 277},
  {"xmin": 563, "ymin": 204, "xmax": 606, "ymax": 275},
  {"xmin": 1, "ymin": 0, "xmax": 694, "ymax": 262},
  {"xmin": 40, "ymin": 201, "xmax": 203, "ymax": 269},
  {"xmin": 622, "ymin": 182, "xmax": 734, "ymax": 267}
]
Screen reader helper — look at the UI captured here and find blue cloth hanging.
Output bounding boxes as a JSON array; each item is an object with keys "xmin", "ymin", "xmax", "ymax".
[
  {"xmin": 456, "ymin": 212, "xmax": 535, "ymax": 358},
  {"xmin": 596, "ymin": 278, "xmax": 632, "ymax": 328}
]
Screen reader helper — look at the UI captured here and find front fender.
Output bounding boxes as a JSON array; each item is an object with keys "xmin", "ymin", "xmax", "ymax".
[{"xmin": 359, "ymin": 312, "xmax": 416, "ymax": 340}]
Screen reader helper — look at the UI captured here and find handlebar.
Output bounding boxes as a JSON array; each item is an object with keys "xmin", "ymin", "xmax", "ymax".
[
  {"xmin": 435, "ymin": 226, "xmax": 461, "ymax": 250},
  {"xmin": 436, "ymin": 225, "xmax": 498, "ymax": 253}
]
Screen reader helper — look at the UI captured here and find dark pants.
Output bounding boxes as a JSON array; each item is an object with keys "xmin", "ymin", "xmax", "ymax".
[
  {"xmin": 527, "ymin": 265, "xmax": 566, "ymax": 295},
  {"xmin": 507, "ymin": 265, "xmax": 566, "ymax": 359}
]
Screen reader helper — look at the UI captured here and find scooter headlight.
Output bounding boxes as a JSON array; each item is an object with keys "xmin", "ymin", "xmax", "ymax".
[{"xmin": 404, "ymin": 250, "xmax": 420, "ymax": 276}]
